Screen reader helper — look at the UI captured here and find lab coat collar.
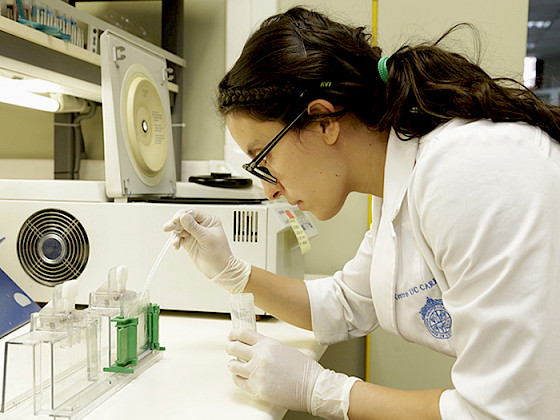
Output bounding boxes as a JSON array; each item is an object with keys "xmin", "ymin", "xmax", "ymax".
[
  {"xmin": 381, "ymin": 131, "xmax": 419, "ymax": 220},
  {"xmin": 372, "ymin": 130, "xmax": 419, "ymax": 334},
  {"xmin": 381, "ymin": 120, "xmax": 465, "ymax": 219}
]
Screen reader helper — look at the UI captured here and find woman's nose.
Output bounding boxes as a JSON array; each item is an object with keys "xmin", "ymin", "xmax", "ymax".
[{"xmin": 262, "ymin": 179, "xmax": 284, "ymax": 200}]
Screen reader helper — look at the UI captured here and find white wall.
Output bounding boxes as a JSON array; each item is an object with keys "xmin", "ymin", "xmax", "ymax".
[
  {"xmin": 377, "ymin": 0, "xmax": 528, "ymax": 81},
  {"xmin": 0, "ymin": 103, "xmax": 53, "ymax": 159}
]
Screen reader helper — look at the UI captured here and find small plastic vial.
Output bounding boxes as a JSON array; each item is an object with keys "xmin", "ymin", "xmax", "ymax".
[{"xmin": 230, "ymin": 293, "xmax": 257, "ymax": 331}]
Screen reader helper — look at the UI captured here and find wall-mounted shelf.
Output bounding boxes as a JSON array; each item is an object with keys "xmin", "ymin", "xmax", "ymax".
[
  {"xmin": 0, "ymin": 0, "xmax": 184, "ymax": 179},
  {"xmin": 0, "ymin": 14, "xmax": 100, "ymax": 65},
  {"xmin": 0, "ymin": 0, "xmax": 183, "ymax": 102}
]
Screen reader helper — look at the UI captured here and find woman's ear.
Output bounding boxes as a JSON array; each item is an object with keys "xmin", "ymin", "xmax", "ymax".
[{"xmin": 307, "ymin": 99, "xmax": 340, "ymax": 146}]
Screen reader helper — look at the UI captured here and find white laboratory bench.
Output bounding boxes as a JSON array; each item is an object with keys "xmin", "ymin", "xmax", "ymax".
[
  {"xmin": 0, "ymin": 312, "xmax": 325, "ymax": 420},
  {"xmin": 85, "ymin": 312, "xmax": 325, "ymax": 419}
]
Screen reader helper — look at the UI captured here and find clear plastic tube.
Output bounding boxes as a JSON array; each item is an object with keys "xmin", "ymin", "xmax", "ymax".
[
  {"xmin": 230, "ymin": 293, "xmax": 257, "ymax": 331},
  {"xmin": 139, "ymin": 235, "xmax": 174, "ymax": 301}
]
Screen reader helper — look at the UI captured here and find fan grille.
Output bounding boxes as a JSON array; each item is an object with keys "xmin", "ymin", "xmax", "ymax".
[{"xmin": 17, "ymin": 209, "xmax": 90, "ymax": 286}]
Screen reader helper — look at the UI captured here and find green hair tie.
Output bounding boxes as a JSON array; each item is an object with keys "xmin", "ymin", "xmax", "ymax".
[{"xmin": 378, "ymin": 56, "xmax": 390, "ymax": 83}]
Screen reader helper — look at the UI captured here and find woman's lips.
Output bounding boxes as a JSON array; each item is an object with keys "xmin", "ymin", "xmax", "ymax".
[{"xmin": 288, "ymin": 200, "xmax": 304, "ymax": 210}]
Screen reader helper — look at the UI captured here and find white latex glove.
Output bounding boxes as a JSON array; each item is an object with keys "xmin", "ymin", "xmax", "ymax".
[
  {"xmin": 162, "ymin": 208, "xmax": 251, "ymax": 294},
  {"xmin": 227, "ymin": 329, "xmax": 361, "ymax": 419}
]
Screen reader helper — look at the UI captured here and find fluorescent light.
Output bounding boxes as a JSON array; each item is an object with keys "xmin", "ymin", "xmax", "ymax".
[
  {"xmin": 0, "ymin": 75, "xmax": 64, "ymax": 93},
  {"xmin": 0, "ymin": 76, "xmax": 61, "ymax": 112},
  {"xmin": 17, "ymin": 79, "xmax": 64, "ymax": 94},
  {"xmin": 528, "ymin": 20, "xmax": 552, "ymax": 29},
  {"xmin": 0, "ymin": 90, "xmax": 60, "ymax": 112},
  {"xmin": 524, "ymin": 56, "xmax": 537, "ymax": 90}
]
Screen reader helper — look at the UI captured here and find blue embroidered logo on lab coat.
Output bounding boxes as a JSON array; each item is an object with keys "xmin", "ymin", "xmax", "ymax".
[{"xmin": 419, "ymin": 297, "xmax": 452, "ymax": 339}]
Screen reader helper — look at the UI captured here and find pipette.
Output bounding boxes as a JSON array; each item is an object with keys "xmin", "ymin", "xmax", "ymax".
[{"xmin": 139, "ymin": 235, "xmax": 175, "ymax": 301}]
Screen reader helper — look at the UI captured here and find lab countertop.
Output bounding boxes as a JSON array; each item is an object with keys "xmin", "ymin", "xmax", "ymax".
[
  {"xmin": 84, "ymin": 312, "xmax": 325, "ymax": 420},
  {"xmin": 0, "ymin": 312, "xmax": 323, "ymax": 420},
  {"xmin": 0, "ymin": 311, "xmax": 324, "ymax": 420}
]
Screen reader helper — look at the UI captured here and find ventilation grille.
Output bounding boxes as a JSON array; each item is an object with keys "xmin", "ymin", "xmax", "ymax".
[
  {"xmin": 17, "ymin": 209, "xmax": 90, "ymax": 286},
  {"xmin": 233, "ymin": 211, "xmax": 259, "ymax": 243}
]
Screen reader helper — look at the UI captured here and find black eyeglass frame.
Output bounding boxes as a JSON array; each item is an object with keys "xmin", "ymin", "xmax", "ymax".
[{"xmin": 242, "ymin": 106, "xmax": 309, "ymax": 184}]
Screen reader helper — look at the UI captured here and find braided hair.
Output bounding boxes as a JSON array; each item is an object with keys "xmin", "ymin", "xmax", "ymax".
[
  {"xmin": 218, "ymin": 7, "xmax": 560, "ymax": 141},
  {"xmin": 218, "ymin": 7, "xmax": 384, "ymax": 127}
]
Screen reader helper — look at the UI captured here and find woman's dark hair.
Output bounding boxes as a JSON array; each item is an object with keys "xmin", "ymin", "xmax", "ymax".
[{"xmin": 218, "ymin": 7, "xmax": 560, "ymax": 141}]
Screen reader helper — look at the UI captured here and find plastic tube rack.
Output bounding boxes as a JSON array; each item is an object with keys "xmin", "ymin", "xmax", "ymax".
[{"xmin": 0, "ymin": 267, "xmax": 165, "ymax": 419}]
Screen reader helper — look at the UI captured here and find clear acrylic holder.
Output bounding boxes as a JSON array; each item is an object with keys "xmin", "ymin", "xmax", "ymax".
[{"xmin": 1, "ymin": 269, "xmax": 164, "ymax": 419}]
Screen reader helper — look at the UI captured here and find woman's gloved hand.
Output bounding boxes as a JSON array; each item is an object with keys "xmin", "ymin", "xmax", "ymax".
[
  {"xmin": 163, "ymin": 208, "xmax": 251, "ymax": 294},
  {"xmin": 227, "ymin": 329, "xmax": 361, "ymax": 419}
]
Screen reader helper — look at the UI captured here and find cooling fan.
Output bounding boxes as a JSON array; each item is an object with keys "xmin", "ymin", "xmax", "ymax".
[{"xmin": 17, "ymin": 209, "xmax": 90, "ymax": 286}]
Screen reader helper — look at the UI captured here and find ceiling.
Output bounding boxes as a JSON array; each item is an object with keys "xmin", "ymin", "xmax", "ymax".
[{"xmin": 527, "ymin": 0, "xmax": 560, "ymax": 59}]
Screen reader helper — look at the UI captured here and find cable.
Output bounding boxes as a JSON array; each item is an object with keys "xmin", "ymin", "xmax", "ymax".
[{"xmin": 72, "ymin": 101, "xmax": 97, "ymax": 179}]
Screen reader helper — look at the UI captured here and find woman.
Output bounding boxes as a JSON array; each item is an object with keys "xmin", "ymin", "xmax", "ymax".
[{"xmin": 164, "ymin": 7, "xmax": 560, "ymax": 419}]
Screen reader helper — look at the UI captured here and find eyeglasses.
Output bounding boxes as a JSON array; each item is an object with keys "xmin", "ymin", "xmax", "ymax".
[{"xmin": 242, "ymin": 107, "xmax": 308, "ymax": 184}]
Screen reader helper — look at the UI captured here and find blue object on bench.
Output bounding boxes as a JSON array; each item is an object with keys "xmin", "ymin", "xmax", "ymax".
[{"xmin": 0, "ymin": 268, "xmax": 41, "ymax": 338}]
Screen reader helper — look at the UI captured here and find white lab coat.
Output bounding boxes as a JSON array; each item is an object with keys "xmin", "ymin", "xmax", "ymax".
[{"xmin": 306, "ymin": 119, "xmax": 560, "ymax": 419}]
